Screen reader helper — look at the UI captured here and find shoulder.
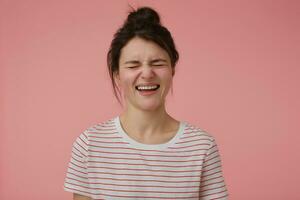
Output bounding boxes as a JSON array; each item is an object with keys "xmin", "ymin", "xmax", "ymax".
[
  {"xmin": 181, "ymin": 121, "xmax": 217, "ymax": 146},
  {"xmin": 184, "ymin": 121, "xmax": 214, "ymax": 139},
  {"xmin": 75, "ymin": 116, "xmax": 117, "ymax": 143},
  {"xmin": 179, "ymin": 122, "xmax": 223, "ymax": 155}
]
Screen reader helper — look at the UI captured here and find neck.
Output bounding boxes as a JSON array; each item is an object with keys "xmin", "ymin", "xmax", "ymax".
[{"xmin": 119, "ymin": 104, "xmax": 172, "ymax": 138}]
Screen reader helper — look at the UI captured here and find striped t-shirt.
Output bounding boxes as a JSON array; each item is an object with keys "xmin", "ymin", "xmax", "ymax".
[{"xmin": 64, "ymin": 116, "xmax": 228, "ymax": 199}]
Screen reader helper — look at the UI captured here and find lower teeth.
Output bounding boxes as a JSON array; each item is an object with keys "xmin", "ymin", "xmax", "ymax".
[{"xmin": 139, "ymin": 89, "xmax": 155, "ymax": 91}]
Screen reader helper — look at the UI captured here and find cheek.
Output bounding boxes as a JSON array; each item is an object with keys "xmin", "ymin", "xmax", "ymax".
[
  {"xmin": 118, "ymin": 73, "xmax": 136, "ymax": 90},
  {"xmin": 156, "ymin": 69, "xmax": 173, "ymax": 83}
]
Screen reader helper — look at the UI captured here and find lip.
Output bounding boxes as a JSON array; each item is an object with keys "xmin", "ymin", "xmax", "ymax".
[
  {"xmin": 138, "ymin": 90, "xmax": 158, "ymax": 96},
  {"xmin": 135, "ymin": 84, "xmax": 160, "ymax": 96}
]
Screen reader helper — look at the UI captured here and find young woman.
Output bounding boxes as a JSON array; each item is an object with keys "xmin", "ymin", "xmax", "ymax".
[{"xmin": 64, "ymin": 7, "xmax": 228, "ymax": 200}]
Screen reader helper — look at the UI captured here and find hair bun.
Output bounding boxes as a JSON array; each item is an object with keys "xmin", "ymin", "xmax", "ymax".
[{"xmin": 126, "ymin": 7, "xmax": 161, "ymax": 28}]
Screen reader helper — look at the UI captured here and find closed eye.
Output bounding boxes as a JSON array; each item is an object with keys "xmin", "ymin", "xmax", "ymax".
[
  {"xmin": 150, "ymin": 58, "xmax": 168, "ymax": 67},
  {"xmin": 152, "ymin": 64, "xmax": 166, "ymax": 67}
]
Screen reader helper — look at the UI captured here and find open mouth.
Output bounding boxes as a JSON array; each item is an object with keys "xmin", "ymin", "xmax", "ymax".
[{"xmin": 135, "ymin": 84, "xmax": 160, "ymax": 91}]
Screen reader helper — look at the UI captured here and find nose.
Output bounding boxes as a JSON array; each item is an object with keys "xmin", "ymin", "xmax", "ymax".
[{"xmin": 140, "ymin": 64, "xmax": 155, "ymax": 79}]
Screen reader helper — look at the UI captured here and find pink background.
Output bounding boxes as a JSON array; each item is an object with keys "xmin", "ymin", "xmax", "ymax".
[{"xmin": 1, "ymin": 0, "xmax": 299, "ymax": 199}]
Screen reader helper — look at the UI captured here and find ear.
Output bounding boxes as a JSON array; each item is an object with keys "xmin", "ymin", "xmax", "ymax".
[{"xmin": 172, "ymin": 67, "xmax": 175, "ymax": 76}]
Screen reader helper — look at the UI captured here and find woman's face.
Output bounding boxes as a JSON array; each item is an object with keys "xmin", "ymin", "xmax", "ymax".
[{"xmin": 115, "ymin": 37, "xmax": 174, "ymax": 111}]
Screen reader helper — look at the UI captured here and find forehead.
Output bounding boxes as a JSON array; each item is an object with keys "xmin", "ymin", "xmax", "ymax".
[{"xmin": 120, "ymin": 37, "xmax": 170, "ymax": 61}]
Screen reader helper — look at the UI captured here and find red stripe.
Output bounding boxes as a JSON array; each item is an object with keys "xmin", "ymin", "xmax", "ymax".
[
  {"xmin": 69, "ymin": 166, "xmax": 88, "ymax": 175},
  {"xmin": 202, "ymin": 164, "xmax": 221, "ymax": 173},
  {"xmin": 199, "ymin": 188, "xmax": 228, "ymax": 198},
  {"xmin": 89, "ymin": 144, "xmax": 208, "ymax": 153},
  {"xmin": 88, "ymin": 161, "xmax": 203, "ymax": 168},
  {"xmin": 208, "ymin": 143, "xmax": 217, "ymax": 151},
  {"xmin": 89, "ymin": 139, "xmax": 129, "ymax": 144},
  {"xmin": 180, "ymin": 134, "xmax": 208, "ymax": 140},
  {"xmin": 72, "ymin": 155, "xmax": 84, "ymax": 164},
  {"xmin": 78, "ymin": 136, "xmax": 88, "ymax": 146},
  {"xmin": 183, "ymin": 127, "xmax": 197, "ymax": 131},
  {"xmin": 70, "ymin": 160, "xmax": 85, "ymax": 170},
  {"xmin": 89, "ymin": 135, "xmax": 123, "ymax": 139},
  {"xmin": 200, "ymin": 180, "xmax": 226, "ymax": 189},
  {"xmin": 88, "ymin": 166, "xmax": 202, "ymax": 173},
  {"xmin": 169, "ymin": 143, "xmax": 210, "ymax": 149},
  {"xmin": 183, "ymin": 130, "xmax": 206, "ymax": 135},
  {"xmin": 73, "ymin": 145, "xmax": 86, "ymax": 157},
  {"xmin": 82, "ymin": 132, "xmax": 88, "ymax": 140},
  {"xmin": 65, "ymin": 186, "xmax": 198, "ymax": 199},
  {"xmin": 200, "ymin": 175, "xmax": 223, "ymax": 183},
  {"xmin": 89, "ymin": 149, "xmax": 206, "ymax": 158},
  {"xmin": 67, "ymin": 176, "xmax": 200, "ymax": 188},
  {"xmin": 206, "ymin": 149, "xmax": 219, "ymax": 158},
  {"xmin": 67, "ymin": 171, "xmax": 87, "ymax": 180},
  {"xmin": 94, "ymin": 124, "xmax": 114, "ymax": 129},
  {"xmin": 204, "ymin": 159, "xmax": 221, "ymax": 169},
  {"xmin": 204, "ymin": 153, "xmax": 220, "ymax": 163},
  {"xmin": 86, "ymin": 176, "xmax": 201, "ymax": 183},
  {"xmin": 211, "ymin": 193, "xmax": 229, "ymax": 200},
  {"xmin": 94, "ymin": 122, "xmax": 115, "ymax": 128},
  {"xmin": 98, "ymin": 193, "xmax": 199, "ymax": 199},
  {"xmin": 202, "ymin": 170, "xmax": 222, "ymax": 178},
  {"xmin": 76, "ymin": 139, "xmax": 87, "ymax": 151},
  {"xmin": 66, "ymin": 181, "xmax": 199, "ymax": 194},
  {"xmin": 87, "ymin": 171, "xmax": 200, "ymax": 178},
  {"xmin": 200, "ymin": 184, "xmax": 226, "ymax": 193},
  {"xmin": 89, "ymin": 131, "xmax": 119, "ymax": 134},
  {"xmin": 89, "ymin": 155, "xmax": 204, "ymax": 163},
  {"xmin": 175, "ymin": 138, "xmax": 211, "ymax": 144},
  {"xmin": 93, "ymin": 128, "xmax": 116, "ymax": 132},
  {"xmin": 72, "ymin": 150, "xmax": 83, "ymax": 159}
]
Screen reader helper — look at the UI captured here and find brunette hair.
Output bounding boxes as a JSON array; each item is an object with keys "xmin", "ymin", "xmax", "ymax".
[{"xmin": 107, "ymin": 6, "xmax": 179, "ymax": 105}]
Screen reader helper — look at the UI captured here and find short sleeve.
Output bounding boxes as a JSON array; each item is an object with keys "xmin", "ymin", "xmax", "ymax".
[
  {"xmin": 199, "ymin": 137, "xmax": 229, "ymax": 199},
  {"xmin": 63, "ymin": 131, "xmax": 92, "ymax": 197}
]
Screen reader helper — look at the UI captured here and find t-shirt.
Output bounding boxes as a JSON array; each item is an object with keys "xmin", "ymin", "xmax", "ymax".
[{"xmin": 63, "ymin": 116, "xmax": 228, "ymax": 199}]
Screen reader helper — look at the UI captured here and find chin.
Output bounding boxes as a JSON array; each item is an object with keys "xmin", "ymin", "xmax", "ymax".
[{"xmin": 137, "ymin": 101, "xmax": 164, "ymax": 111}]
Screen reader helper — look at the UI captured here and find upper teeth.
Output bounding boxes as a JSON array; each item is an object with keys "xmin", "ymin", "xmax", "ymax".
[{"xmin": 137, "ymin": 85, "xmax": 159, "ymax": 90}]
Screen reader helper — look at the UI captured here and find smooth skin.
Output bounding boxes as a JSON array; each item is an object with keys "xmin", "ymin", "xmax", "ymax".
[
  {"xmin": 73, "ymin": 36, "xmax": 179, "ymax": 199},
  {"xmin": 115, "ymin": 36, "xmax": 180, "ymax": 144}
]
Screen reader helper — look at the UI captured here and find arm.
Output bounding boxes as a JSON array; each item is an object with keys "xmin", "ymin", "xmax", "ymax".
[
  {"xmin": 63, "ymin": 132, "xmax": 93, "ymax": 199},
  {"xmin": 199, "ymin": 138, "xmax": 228, "ymax": 199},
  {"xmin": 73, "ymin": 193, "xmax": 92, "ymax": 200}
]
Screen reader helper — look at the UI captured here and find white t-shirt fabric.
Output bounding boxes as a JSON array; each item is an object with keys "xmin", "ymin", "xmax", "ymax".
[{"xmin": 64, "ymin": 116, "xmax": 228, "ymax": 199}]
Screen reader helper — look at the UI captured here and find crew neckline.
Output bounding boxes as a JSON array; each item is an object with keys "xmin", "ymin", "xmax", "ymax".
[{"xmin": 114, "ymin": 116, "xmax": 186, "ymax": 150}]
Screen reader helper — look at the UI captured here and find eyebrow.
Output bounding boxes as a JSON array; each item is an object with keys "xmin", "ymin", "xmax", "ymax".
[
  {"xmin": 124, "ymin": 60, "xmax": 140, "ymax": 65},
  {"xmin": 124, "ymin": 58, "xmax": 168, "ymax": 65}
]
